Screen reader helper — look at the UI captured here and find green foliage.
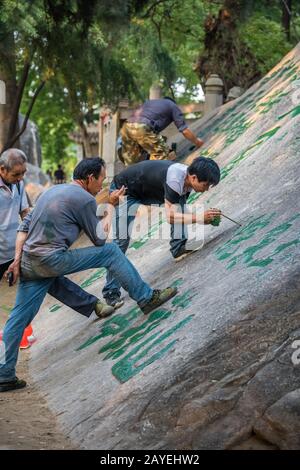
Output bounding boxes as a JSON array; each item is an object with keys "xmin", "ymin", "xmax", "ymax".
[
  {"xmin": 1, "ymin": 0, "xmax": 298, "ymax": 166},
  {"xmin": 117, "ymin": 0, "xmax": 206, "ymax": 100},
  {"xmin": 241, "ymin": 13, "xmax": 292, "ymax": 76},
  {"xmin": 20, "ymin": 74, "xmax": 75, "ymax": 168},
  {"xmin": 0, "ymin": 0, "xmax": 149, "ymax": 162}
]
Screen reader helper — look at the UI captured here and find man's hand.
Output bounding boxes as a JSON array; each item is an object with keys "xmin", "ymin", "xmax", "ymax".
[
  {"xmin": 195, "ymin": 138, "xmax": 204, "ymax": 148},
  {"xmin": 108, "ymin": 185, "xmax": 127, "ymax": 206},
  {"xmin": 203, "ymin": 208, "xmax": 221, "ymax": 224},
  {"xmin": 167, "ymin": 150, "xmax": 176, "ymax": 161},
  {"xmin": 5, "ymin": 259, "xmax": 21, "ymax": 286}
]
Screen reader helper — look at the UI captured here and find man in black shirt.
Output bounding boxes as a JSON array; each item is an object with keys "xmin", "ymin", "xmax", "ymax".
[{"xmin": 103, "ymin": 157, "xmax": 221, "ymax": 307}]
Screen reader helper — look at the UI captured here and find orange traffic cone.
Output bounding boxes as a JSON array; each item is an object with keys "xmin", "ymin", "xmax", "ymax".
[
  {"xmin": 0, "ymin": 325, "xmax": 36, "ymax": 350},
  {"xmin": 20, "ymin": 324, "xmax": 36, "ymax": 349}
]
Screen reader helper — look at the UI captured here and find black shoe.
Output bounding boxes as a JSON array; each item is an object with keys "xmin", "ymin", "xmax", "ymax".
[
  {"xmin": 0, "ymin": 377, "xmax": 27, "ymax": 393},
  {"xmin": 105, "ymin": 297, "xmax": 124, "ymax": 309},
  {"xmin": 139, "ymin": 287, "xmax": 178, "ymax": 315},
  {"xmin": 173, "ymin": 247, "xmax": 194, "ymax": 262}
]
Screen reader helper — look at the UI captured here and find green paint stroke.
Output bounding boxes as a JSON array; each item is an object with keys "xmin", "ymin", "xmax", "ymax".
[
  {"xmin": 172, "ymin": 290, "xmax": 194, "ymax": 309},
  {"xmin": 0, "ymin": 305, "xmax": 11, "ymax": 314},
  {"xmin": 99, "ymin": 309, "xmax": 173, "ymax": 360},
  {"xmin": 216, "ymin": 214, "xmax": 300, "ymax": 270},
  {"xmin": 80, "ymin": 268, "xmax": 106, "ymax": 288},
  {"xmin": 49, "ymin": 304, "xmax": 62, "ymax": 312},
  {"xmin": 112, "ymin": 315, "xmax": 194, "ymax": 383},
  {"xmin": 170, "ymin": 277, "xmax": 184, "ymax": 288},
  {"xmin": 76, "ymin": 306, "xmax": 141, "ymax": 351},
  {"xmin": 277, "ymin": 105, "xmax": 300, "ymax": 121},
  {"xmin": 256, "ymin": 91, "xmax": 289, "ymax": 115},
  {"xmin": 77, "ymin": 285, "xmax": 193, "ymax": 357},
  {"xmin": 215, "ymin": 213, "xmax": 275, "ymax": 261},
  {"xmin": 130, "ymin": 219, "xmax": 164, "ymax": 250},
  {"xmin": 76, "ymin": 280, "xmax": 194, "ymax": 382},
  {"xmin": 98, "ymin": 290, "xmax": 194, "ymax": 360},
  {"xmin": 221, "ymin": 126, "xmax": 281, "ymax": 180},
  {"xmin": 260, "ymin": 60, "xmax": 298, "ymax": 85}
]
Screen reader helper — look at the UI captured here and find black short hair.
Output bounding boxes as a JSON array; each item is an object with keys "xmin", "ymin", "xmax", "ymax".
[
  {"xmin": 164, "ymin": 96, "xmax": 176, "ymax": 104},
  {"xmin": 73, "ymin": 157, "xmax": 106, "ymax": 180},
  {"xmin": 187, "ymin": 157, "xmax": 220, "ymax": 186}
]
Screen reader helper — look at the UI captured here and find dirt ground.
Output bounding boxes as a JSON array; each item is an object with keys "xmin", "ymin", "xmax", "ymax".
[{"xmin": 0, "ymin": 282, "xmax": 73, "ymax": 450}]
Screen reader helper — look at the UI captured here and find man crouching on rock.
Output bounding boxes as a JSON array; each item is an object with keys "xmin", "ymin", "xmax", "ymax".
[{"xmin": 0, "ymin": 157, "xmax": 177, "ymax": 393}]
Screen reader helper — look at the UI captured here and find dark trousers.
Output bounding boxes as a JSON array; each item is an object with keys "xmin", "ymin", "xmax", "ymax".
[
  {"xmin": 0, "ymin": 259, "xmax": 97, "ymax": 318},
  {"xmin": 103, "ymin": 186, "xmax": 187, "ymax": 300}
]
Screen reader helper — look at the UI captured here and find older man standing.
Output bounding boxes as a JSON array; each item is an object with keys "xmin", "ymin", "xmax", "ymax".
[
  {"xmin": 0, "ymin": 149, "xmax": 115, "ymax": 329},
  {"xmin": 0, "ymin": 149, "xmax": 30, "ymax": 278}
]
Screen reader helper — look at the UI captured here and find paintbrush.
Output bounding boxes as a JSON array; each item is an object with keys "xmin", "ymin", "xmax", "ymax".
[{"xmin": 221, "ymin": 212, "xmax": 242, "ymax": 227}]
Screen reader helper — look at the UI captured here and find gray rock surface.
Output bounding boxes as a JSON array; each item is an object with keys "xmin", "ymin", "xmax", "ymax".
[
  {"xmin": 19, "ymin": 114, "xmax": 42, "ymax": 167},
  {"xmin": 254, "ymin": 388, "xmax": 300, "ymax": 449},
  {"xmin": 28, "ymin": 44, "xmax": 300, "ymax": 449},
  {"xmin": 226, "ymin": 86, "xmax": 245, "ymax": 102}
]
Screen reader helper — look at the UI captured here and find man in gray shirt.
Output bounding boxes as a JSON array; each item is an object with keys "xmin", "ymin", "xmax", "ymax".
[
  {"xmin": 121, "ymin": 97, "xmax": 204, "ymax": 165},
  {"xmin": 0, "ymin": 158, "xmax": 177, "ymax": 392},
  {"xmin": 0, "ymin": 149, "xmax": 112, "ymax": 320}
]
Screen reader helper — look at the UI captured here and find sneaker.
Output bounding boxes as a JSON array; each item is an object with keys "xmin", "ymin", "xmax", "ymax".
[
  {"xmin": 105, "ymin": 297, "xmax": 124, "ymax": 310},
  {"xmin": 0, "ymin": 377, "xmax": 27, "ymax": 393},
  {"xmin": 94, "ymin": 301, "xmax": 115, "ymax": 319},
  {"xmin": 139, "ymin": 287, "xmax": 178, "ymax": 315},
  {"xmin": 173, "ymin": 248, "xmax": 194, "ymax": 262}
]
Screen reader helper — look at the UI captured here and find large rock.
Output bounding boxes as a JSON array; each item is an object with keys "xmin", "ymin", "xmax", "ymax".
[
  {"xmin": 27, "ymin": 44, "xmax": 300, "ymax": 449},
  {"xmin": 19, "ymin": 114, "xmax": 42, "ymax": 167},
  {"xmin": 24, "ymin": 163, "xmax": 50, "ymax": 204},
  {"xmin": 254, "ymin": 388, "xmax": 300, "ymax": 449}
]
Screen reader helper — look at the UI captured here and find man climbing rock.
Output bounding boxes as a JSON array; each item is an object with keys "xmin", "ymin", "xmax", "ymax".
[
  {"xmin": 120, "ymin": 97, "xmax": 204, "ymax": 165},
  {"xmin": 0, "ymin": 158, "xmax": 177, "ymax": 392},
  {"xmin": 103, "ymin": 157, "xmax": 221, "ymax": 308}
]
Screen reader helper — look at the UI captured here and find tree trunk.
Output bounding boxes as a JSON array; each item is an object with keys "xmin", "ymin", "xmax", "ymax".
[
  {"xmin": 195, "ymin": 3, "xmax": 261, "ymax": 94},
  {"xmin": 0, "ymin": 32, "xmax": 19, "ymax": 153},
  {"xmin": 79, "ymin": 122, "xmax": 93, "ymax": 158},
  {"xmin": 282, "ymin": 0, "xmax": 292, "ymax": 41}
]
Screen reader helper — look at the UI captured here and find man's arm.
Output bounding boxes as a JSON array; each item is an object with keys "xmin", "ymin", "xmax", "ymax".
[
  {"xmin": 81, "ymin": 187, "xmax": 126, "ymax": 245},
  {"xmin": 100, "ymin": 187, "xmax": 126, "ymax": 236},
  {"xmin": 164, "ymin": 199, "xmax": 221, "ymax": 225},
  {"xmin": 182, "ymin": 128, "xmax": 204, "ymax": 149},
  {"xmin": 20, "ymin": 207, "xmax": 30, "ymax": 219},
  {"xmin": 5, "ymin": 210, "xmax": 33, "ymax": 284},
  {"xmin": 171, "ymin": 103, "xmax": 204, "ymax": 148},
  {"xmin": 5, "ymin": 231, "xmax": 28, "ymax": 285}
]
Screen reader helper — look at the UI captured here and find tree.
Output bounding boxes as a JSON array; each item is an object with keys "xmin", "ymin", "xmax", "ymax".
[
  {"xmin": 116, "ymin": 0, "xmax": 206, "ymax": 101},
  {"xmin": 195, "ymin": 0, "xmax": 296, "ymax": 93},
  {"xmin": 282, "ymin": 0, "xmax": 292, "ymax": 41},
  {"xmin": 0, "ymin": 0, "xmax": 149, "ymax": 153}
]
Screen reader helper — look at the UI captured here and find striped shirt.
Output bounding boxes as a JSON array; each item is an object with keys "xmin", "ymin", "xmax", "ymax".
[{"xmin": 0, "ymin": 177, "xmax": 29, "ymax": 264}]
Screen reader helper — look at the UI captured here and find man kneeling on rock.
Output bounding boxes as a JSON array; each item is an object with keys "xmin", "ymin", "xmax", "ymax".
[{"xmin": 0, "ymin": 158, "xmax": 177, "ymax": 393}]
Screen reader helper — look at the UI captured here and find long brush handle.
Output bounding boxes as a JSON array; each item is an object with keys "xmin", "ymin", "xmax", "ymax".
[{"xmin": 221, "ymin": 213, "xmax": 242, "ymax": 227}]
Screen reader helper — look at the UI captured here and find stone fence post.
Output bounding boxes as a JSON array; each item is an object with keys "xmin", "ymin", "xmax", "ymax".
[{"xmin": 204, "ymin": 74, "xmax": 224, "ymax": 114}]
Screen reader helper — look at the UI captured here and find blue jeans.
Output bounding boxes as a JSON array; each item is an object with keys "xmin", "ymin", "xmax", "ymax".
[
  {"xmin": 103, "ymin": 183, "xmax": 187, "ymax": 301},
  {"xmin": 0, "ymin": 244, "xmax": 152, "ymax": 382},
  {"xmin": 1, "ymin": 259, "xmax": 97, "ymax": 318}
]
